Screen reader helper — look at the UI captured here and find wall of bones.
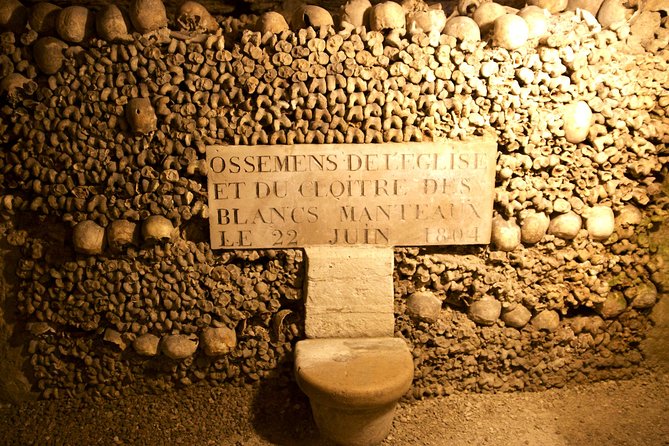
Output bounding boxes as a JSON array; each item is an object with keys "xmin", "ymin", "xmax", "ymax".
[{"xmin": 0, "ymin": 0, "xmax": 667, "ymax": 400}]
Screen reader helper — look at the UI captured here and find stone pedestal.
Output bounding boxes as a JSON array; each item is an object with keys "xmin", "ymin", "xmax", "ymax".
[
  {"xmin": 296, "ymin": 246, "xmax": 413, "ymax": 445},
  {"xmin": 303, "ymin": 246, "xmax": 394, "ymax": 338},
  {"xmin": 295, "ymin": 338, "xmax": 414, "ymax": 446}
]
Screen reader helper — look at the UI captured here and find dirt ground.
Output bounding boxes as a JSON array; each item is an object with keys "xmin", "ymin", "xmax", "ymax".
[{"xmin": 0, "ymin": 370, "xmax": 667, "ymax": 446}]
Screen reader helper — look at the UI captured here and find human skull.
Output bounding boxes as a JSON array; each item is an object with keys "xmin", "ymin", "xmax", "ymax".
[
  {"xmin": 443, "ymin": 16, "xmax": 481, "ymax": 41},
  {"xmin": 562, "ymin": 100, "xmax": 592, "ymax": 144},
  {"xmin": 142, "ymin": 215, "xmax": 175, "ymax": 243},
  {"xmin": 493, "ymin": 13, "xmax": 529, "ymax": 50},
  {"xmin": 290, "ymin": 4, "xmax": 334, "ymax": 29},
  {"xmin": 72, "ymin": 220, "xmax": 106, "ymax": 255},
  {"xmin": 28, "ymin": 2, "xmax": 61, "ymax": 35},
  {"xmin": 56, "ymin": 6, "xmax": 95, "ymax": 43},
  {"xmin": 0, "ymin": 0, "xmax": 28, "ymax": 33},
  {"xmin": 256, "ymin": 11, "xmax": 290, "ymax": 34},
  {"xmin": 0, "ymin": 73, "xmax": 35, "ymax": 104},
  {"xmin": 528, "ymin": 0, "xmax": 568, "ymax": 14},
  {"xmin": 340, "ymin": 0, "xmax": 372, "ymax": 29},
  {"xmin": 458, "ymin": 0, "xmax": 484, "ymax": 15},
  {"xmin": 370, "ymin": 1, "xmax": 406, "ymax": 32},
  {"xmin": 129, "ymin": 0, "xmax": 168, "ymax": 34},
  {"xmin": 407, "ymin": 8, "xmax": 446, "ymax": 37},
  {"xmin": 107, "ymin": 220, "xmax": 138, "ymax": 251},
  {"xmin": 126, "ymin": 98, "xmax": 157, "ymax": 134},
  {"xmin": 33, "ymin": 36, "xmax": 68, "ymax": 74},
  {"xmin": 177, "ymin": 1, "xmax": 219, "ymax": 32},
  {"xmin": 597, "ymin": 0, "xmax": 632, "ymax": 28},
  {"xmin": 472, "ymin": 1, "xmax": 506, "ymax": 35},
  {"xmin": 517, "ymin": 5, "xmax": 550, "ymax": 40},
  {"xmin": 96, "ymin": 5, "xmax": 132, "ymax": 42}
]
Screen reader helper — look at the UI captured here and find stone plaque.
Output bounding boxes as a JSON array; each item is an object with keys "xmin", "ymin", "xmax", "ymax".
[{"xmin": 207, "ymin": 138, "xmax": 497, "ymax": 249}]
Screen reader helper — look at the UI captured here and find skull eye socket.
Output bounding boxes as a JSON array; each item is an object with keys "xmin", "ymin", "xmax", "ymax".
[
  {"xmin": 460, "ymin": 0, "xmax": 480, "ymax": 15},
  {"xmin": 303, "ymin": 12, "xmax": 312, "ymax": 27}
]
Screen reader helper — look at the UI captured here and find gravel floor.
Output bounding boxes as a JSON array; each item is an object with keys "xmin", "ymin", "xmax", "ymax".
[{"xmin": 1, "ymin": 371, "xmax": 668, "ymax": 445}]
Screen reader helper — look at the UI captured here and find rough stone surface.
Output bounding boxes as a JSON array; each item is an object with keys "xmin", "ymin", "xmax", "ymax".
[
  {"xmin": 641, "ymin": 209, "xmax": 669, "ymax": 370},
  {"xmin": 641, "ymin": 295, "xmax": 669, "ymax": 372},
  {"xmin": 650, "ymin": 198, "xmax": 669, "ymax": 292},
  {"xmin": 468, "ymin": 295, "xmax": 502, "ymax": 326},
  {"xmin": 304, "ymin": 246, "xmax": 394, "ymax": 338},
  {"xmin": 0, "ymin": 242, "xmax": 33, "ymax": 403},
  {"xmin": 406, "ymin": 291, "xmax": 441, "ymax": 323}
]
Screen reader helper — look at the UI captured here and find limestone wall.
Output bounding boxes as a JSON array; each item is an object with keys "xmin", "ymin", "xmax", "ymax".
[{"xmin": 0, "ymin": 0, "xmax": 667, "ymax": 401}]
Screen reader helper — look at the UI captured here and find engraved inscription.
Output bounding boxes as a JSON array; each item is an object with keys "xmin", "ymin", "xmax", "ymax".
[{"xmin": 207, "ymin": 139, "xmax": 497, "ymax": 249}]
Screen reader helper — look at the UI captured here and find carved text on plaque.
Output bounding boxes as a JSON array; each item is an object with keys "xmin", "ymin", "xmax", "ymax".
[{"xmin": 207, "ymin": 138, "xmax": 497, "ymax": 249}]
